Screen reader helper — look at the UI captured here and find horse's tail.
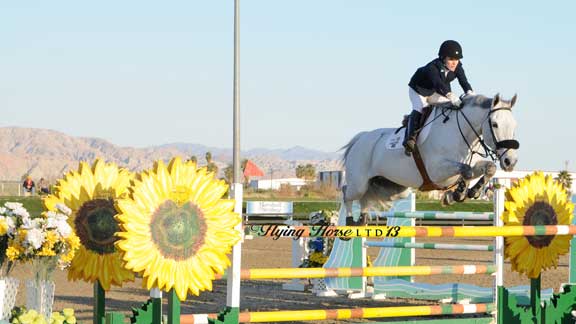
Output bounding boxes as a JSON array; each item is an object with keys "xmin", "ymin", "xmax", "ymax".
[{"xmin": 340, "ymin": 131, "xmax": 366, "ymax": 165}]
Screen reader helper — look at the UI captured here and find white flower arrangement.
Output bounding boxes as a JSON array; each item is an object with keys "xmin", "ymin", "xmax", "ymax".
[
  {"xmin": 0, "ymin": 203, "xmax": 29, "ymax": 236},
  {"xmin": 1, "ymin": 202, "xmax": 80, "ymax": 271}
]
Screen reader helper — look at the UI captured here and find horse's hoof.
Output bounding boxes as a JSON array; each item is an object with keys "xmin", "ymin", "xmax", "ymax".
[
  {"xmin": 467, "ymin": 189, "xmax": 481, "ymax": 199},
  {"xmin": 345, "ymin": 215, "xmax": 367, "ymax": 226},
  {"xmin": 441, "ymin": 191, "xmax": 455, "ymax": 206},
  {"xmin": 453, "ymin": 190, "xmax": 467, "ymax": 202}
]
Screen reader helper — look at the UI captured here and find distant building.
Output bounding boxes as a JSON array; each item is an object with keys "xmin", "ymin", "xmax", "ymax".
[
  {"xmin": 249, "ymin": 178, "xmax": 310, "ymax": 191},
  {"xmin": 317, "ymin": 170, "xmax": 344, "ymax": 189}
]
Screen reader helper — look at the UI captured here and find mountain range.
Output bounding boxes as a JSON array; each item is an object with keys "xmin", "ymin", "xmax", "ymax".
[{"xmin": 0, "ymin": 127, "xmax": 342, "ymax": 181}]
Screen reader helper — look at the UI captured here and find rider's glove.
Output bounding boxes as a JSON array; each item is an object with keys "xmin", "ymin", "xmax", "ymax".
[
  {"xmin": 446, "ymin": 92, "xmax": 462, "ymax": 107},
  {"xmin": 460, "ymin": 90, "xmax": 475, "ymax": 101}
]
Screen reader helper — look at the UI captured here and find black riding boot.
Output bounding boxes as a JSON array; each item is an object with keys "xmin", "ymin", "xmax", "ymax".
[{"xmin": 403, "ymin": 110, "xmax": 422, "ymax": 156}]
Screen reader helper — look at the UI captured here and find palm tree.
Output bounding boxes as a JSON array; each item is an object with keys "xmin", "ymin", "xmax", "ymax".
[
  {"xmin": 207, "ymin": 163, "xmax": 219, "ymax": 175},
  {"xmin": 296, "ymin": 164, "xmax": 316, "ymax": 180},
  {"xmin": 223, "ymin": 159, "xmax": 248, "ymax": 185},
  {"xmin": 555, "ymin": 170, "xmax": 572, "ymax": 197}
]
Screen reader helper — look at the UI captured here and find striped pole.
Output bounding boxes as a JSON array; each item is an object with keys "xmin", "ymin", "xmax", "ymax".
[
  {"xmin": 370, "ymin": 211, "xmax": 494, "ymax": 221},
  {"xmin": 494, "ymin": 186, "xmax": 505, "ymax": 320},
  {"xmin": 570, "ymin": 195, "xmax": 576, "ymax": 282},
  {"xmin": 248, "ymin": 225, "xmax": 576, "ymax": 238},
  {"xmin": 365, "ymin": 241, "xmax": 494, "ymax": 251},
  {"xmin": 214, "ymin": 264, "xmax": 496, "ymax": 280},
  {"xmin": 181, "ymin": 303, "xmax": 494, "ymax": 323}
]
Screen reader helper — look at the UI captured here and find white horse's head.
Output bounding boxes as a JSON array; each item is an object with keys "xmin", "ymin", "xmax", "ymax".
[{"xmin": 474, "ymin": 94, "xmax": 519, "ymax": 171}]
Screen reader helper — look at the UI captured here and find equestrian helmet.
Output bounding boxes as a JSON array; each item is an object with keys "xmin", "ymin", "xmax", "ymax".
[{"xmin": 438, "ymin": 40, "xmax": 463, "ymax": 59}]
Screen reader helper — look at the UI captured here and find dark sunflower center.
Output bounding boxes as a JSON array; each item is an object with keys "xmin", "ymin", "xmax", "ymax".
[
  {"xmin": 75, "ymin": 199, "xmax": 119, "ymax": 254},
  {"xmin": 150, "ymin": 200, "xmax": 206, "ymax": 261},
  {"xmin": 523, "ymin": 201, "xmax": 558, "ymax": 248}
]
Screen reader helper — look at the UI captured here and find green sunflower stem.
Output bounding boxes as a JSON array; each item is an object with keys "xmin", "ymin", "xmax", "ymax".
[
  {"xmin": 94, "ymin": 280, "xmax": 106, "ymax": 324},
  {"xmin": 530, "ymin": 274, "xmax": 542, "ymax": 323},
  {"xmin": 168, "ymin": 289, "xmax": 181, "ymax": 324}
]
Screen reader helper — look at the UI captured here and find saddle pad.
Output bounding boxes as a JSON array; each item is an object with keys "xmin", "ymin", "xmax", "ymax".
[{"xmin": 385, "ymin": 111, "xmax": 435, "ymax": 150}]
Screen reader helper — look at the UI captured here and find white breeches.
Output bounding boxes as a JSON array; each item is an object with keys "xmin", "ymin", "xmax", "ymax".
[{"xmin": 408, "ymin": 87, "xmax": 450, "ymax": 113}]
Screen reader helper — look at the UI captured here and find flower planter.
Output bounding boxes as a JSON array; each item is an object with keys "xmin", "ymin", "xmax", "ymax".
[
  {"xmin": 0, "ymin": 277, "xmax": 19, "ymax": 320},
  {"xmin": 26, "ymin": 279, "xmax": 55, "ymax": 320}
]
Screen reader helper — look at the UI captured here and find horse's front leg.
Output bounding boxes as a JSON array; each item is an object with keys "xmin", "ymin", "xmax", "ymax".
[
  {"xmin": 470, "ymin": 160, "xmax": 497, "ymax": 179},
  {"xmin": 467, "ymin": 161, "xmax": 497, "ymax": 199},
  {"xmin": 451, "ymin": 163, "xmax": 475, "ymax": 202},
  {"xmin": 438, "ymin": 162, "xmax": 472, "ymax": 205}
]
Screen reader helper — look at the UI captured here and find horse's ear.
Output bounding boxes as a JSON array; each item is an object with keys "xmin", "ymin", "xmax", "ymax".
[
  {"xmin": 510, "ymin": 94, "xmax": 518, "ymax": 108},
  {"xmin": 492, "ymin": 93, "xmax": 500, "ymax": 108}
]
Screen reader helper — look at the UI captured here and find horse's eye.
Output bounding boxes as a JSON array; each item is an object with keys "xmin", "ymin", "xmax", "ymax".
[{"xmin": 492, "ymin": 123, "xmax": 498, "ymax": 128}]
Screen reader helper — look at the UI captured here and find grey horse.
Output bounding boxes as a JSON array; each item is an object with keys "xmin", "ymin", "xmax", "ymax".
[{"xmin": 341, "ymin": 94, "xmax": 519, "ymax": 222}]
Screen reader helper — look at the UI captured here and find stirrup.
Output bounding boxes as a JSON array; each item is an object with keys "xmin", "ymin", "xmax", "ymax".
[{"xmin": 404, "ymin": 139, "xmax": 416, "ymax": 156}]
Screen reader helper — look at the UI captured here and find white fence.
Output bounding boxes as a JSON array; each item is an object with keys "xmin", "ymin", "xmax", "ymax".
[{"xmin": 0, "ymin": 181, "xmax": 25, "ymax": 196}]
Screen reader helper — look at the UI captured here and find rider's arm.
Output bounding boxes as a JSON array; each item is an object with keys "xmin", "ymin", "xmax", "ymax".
[
  {"xmin": 427, "ymin": 66, "xmax": 451, "ymax": 97},
  {"xmin": 455, "ymin": 63, "xmax": 473, "ymax": 94}
]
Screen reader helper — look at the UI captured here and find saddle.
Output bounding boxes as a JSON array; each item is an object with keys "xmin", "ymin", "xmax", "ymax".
[
  {"xmin": 400, "ymin": 104, "xmax": 459, "ymax": 192},
  {"xmin": 400, "ymin": 106, "xmax": 434, "ymax": 131}
]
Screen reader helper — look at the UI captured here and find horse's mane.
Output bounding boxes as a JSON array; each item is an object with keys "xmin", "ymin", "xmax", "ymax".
[{"xmin": 462, "ymin": 94, "xmax": 493, "ymax": 109}]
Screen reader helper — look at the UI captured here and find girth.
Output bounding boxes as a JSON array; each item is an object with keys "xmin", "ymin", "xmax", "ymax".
[
  {"xmin": 403, "ymin": 104, "xmax": 460, "ymax": 191},
  {"xmin": 411, "ymin": 145, "xmax": 453, "ymax": 191}
]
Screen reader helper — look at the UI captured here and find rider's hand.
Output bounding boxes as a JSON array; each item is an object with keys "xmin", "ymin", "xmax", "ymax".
[
  {"xmin": 460, "ymin": 90, "xmax": 475, "ymax": 101},
  {"xmin": 446, "ymin": 92, "xmax": 462, "ymax": 107}
]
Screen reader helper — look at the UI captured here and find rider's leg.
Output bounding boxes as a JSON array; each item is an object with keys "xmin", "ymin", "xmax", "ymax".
[
  {"xmin": 404, "ymin": 88, "xmax": 426, "ymax": 155},
  {"xmin": 403, "ymin": 110, "xmax": 422, "ymax": 155}
]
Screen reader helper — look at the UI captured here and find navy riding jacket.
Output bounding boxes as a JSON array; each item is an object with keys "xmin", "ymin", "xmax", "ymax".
[{"xmin": 408, "ymin": 58, "xmax": 472, "ymax": 97}]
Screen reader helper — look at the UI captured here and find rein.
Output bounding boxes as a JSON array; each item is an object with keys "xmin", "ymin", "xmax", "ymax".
[
  {"xmin": 411, "ymin": 102, "xmax": 519, "ymax": 192},
  {"xmin": 454, "ymin": 106, "xmax": 520, "ymax": 165}
]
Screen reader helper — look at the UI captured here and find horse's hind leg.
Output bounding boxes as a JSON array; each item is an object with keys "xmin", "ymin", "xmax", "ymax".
[
  {"xmin": 342, "ymin": 185, "xmax": 354, "ymax": 219},
  {"xmin": 359, "ymin": 196, "xmax": 371, "ymax": 225},
  {"xmin": 342, "ymin": 179, "xmax": 369, "ymax": 213},
  {"xmin": 342, "ymin": 183, "xmax": 369, "ymax": 226}
]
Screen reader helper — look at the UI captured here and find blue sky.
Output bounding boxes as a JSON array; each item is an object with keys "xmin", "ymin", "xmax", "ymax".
[{"xmin": 1, "ymin": 1, "xmax": 575, "ymax": 171}]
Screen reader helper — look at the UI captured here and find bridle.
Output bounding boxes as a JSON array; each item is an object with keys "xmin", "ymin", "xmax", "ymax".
[
  {"xmin": 410, "ymin": 100, "xmax": 519, "ymax": 192},
  {"xmin": 452, "ymin": 106, "xmax": 520, "ymax": 163}
]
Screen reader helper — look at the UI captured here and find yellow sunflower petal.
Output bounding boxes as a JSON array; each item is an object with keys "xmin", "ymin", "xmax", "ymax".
[
  {"xmin": 46, "ymin": 159, "xmax": 135, "ymax": 290},
  {"xmin": 115, "ymin": 157, "xmax": 240, "ymax": 300},
  {"xmin": 503, "ymin": 171, "xmax": 574, "ymax": 279}
]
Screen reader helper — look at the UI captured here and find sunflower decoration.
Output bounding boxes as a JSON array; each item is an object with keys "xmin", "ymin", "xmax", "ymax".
[
  {"xmin": 115, "ymin": 157, "xmax": 241, "ymax": 301},
  {"xmin": 503, "ymin": 171, "xmax": 574, "ymax": 279},
  {"xmin": 43, "ymin": 159, "xmax": 135, "ymax": 290}
]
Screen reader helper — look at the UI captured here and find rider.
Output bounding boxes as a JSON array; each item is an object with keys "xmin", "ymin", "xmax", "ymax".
[{"xmin": 403, "ymin": 40, "xmax": 474, "ymax": 155}]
